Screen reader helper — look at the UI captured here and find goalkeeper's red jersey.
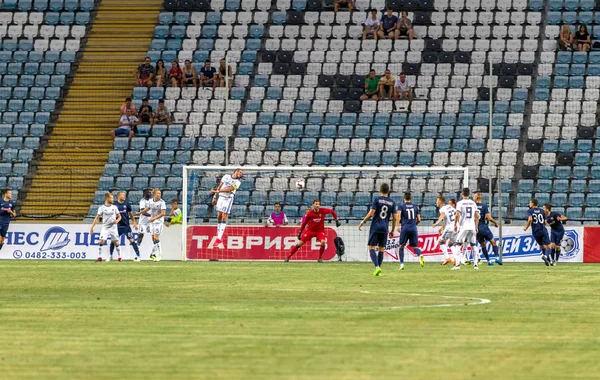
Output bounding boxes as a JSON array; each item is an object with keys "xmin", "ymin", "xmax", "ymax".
[{"xmin": 300, "ymin": 207, "xmax": 338, "ymax": 233}]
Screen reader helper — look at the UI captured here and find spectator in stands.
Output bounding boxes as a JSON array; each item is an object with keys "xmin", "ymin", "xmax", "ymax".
[
  {"xmin": 360, "ymin": 69, "xmax": 379, "ymax": 101},
  {"xmin": 378, "ymin": 8, "xmax": 399, "ymax": 40},
  {"xmin": 200, "ymin": 60, "xmax": 217, "ymax": 89},
  {"xmin": 575, "ymin": 24, "xmax": 591, "ymax": 52},
  {"xmin": 154, "ymin": 99, "xmax": 171, "ymax": 126},
  {"xmin": 334, "ymin": 0, "xmax": 353, "ymax": 13},
  {"xmin": 138, "ymin": 98, "xmax": 154, "ymax": 126},
  {"xmin": 169, "ymin": 60, "xmax": 183, "ymax": 87},
  {"xmin": 394, "ymin": 72, "xmax": 413, "ymax": 102},
  {"xmin": 182, "ymin": 59, "xmax": 198, "ymax": 88},
  {"xmin": 111, "ymin": 108, "xmax": 139, "ymax": 141},
  {"xmin": 165, "ymin": 199, "xmax": 182, "ymax": 226},
  {"xmin": 264, "ymin": 202, "xmax": 289, "ymax": 227},
  {"xmin": 378, "ymin": 69, "xmax": 395, "ymax": 99},
  {"xmin": 362, "ymin": 9, "xmax": 380, "ymax": 40},
  {"xmin": 558, "ymin": 25, "xmax": 574, "ymax": 51},
  {"xmin": 120, "ymin": 97, "xmax": 137, "ymax": 116},
  {"xmin": 155, "ymin": 59, "xmax": 167, "ymax": 87},
  {"xmin": 135, "ymin": 56, "xmax": 155, "ymax": 88},
  {"xmin": 398, "ymin": 11, "xmax": 414, "ymax": 40},
  {"xmin": 217, "ymin": 58, "xmax": 233, "ymax": 89}
]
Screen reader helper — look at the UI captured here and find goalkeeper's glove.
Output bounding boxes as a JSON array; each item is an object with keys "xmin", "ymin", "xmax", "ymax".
[{"xmin": 335, "ymin": 220, "xmax": 341, "ymax": 227}]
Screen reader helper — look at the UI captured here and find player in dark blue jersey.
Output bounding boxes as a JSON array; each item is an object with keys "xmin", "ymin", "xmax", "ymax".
[
  {"xmin": 396, "ymin": 192, "xmax": 423, "ymax": 269},
  {"xmin": 0, "ymin": 188, "xmax": 16, "ymax": 251},
  {"xmin": 110, "ymin": 191, "xmax": 141, "ymax": 261},
  {"xmin": 524, "ymin": 199, "xmax": 555, "ymax": 266},
  {"xmin": 474, "ymin": 191, "xmax": 502, "ymax": 266},
  {"xmin": 358, "ymin": 183, "xmax": 398, "ymax": 276},
  {"xmin": 543, "ymin": 204, "xmax": 567, "ymax": 266}
]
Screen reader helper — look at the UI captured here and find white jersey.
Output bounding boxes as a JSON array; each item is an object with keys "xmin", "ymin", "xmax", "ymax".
[
  {"xmin": 218, "ymin": 174, "xmax": 241, "ymax": 199},
  {"xmin": 439, "ymin": 205, "xmax": 457, "ymax": 232},
  {"xmin": 149, "ymin": 198, "xmax": 167, "ymax": 224},
  {"xmin": 456, "ymin": 199, "xmax": 480, "ymax": 232},
  {"xmin": 98, "ymin": 204, "xmax": 119, "ymax": 228},
  {"xmin": 139, "ymin": 198, "xmax": 151, "ymax": 225}
]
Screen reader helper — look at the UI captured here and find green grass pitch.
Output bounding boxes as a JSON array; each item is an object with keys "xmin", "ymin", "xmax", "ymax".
[{"xmin": 0, "ymin": 261, "xmax": 599, "ymax": 379}]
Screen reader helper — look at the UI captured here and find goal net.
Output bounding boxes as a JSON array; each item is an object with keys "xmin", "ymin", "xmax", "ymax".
[{"xmin": 182, "ymin": 165, "xmax": 470, "ymax": 262}]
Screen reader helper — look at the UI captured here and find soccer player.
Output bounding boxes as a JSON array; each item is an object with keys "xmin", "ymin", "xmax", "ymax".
[
  {"xmin": 396, "ymin": 192, "xmax": 423, "ymax": 270},
  {"xmin": 358, "ymin": 183, "xmax": 398, "ymax": 276},
  {"xmin": 286, "ymin": 199, "xmax": 341, "ymax": 263},
  {"xmin": 474, "ymin": 191, "xmax": 502, "ymax": 266},
  {"xmin": 524, "ymin": 199, "xmax": 555, "ymax": 266},
  {"xmin": 544, "ymin": 204, "xmax": 567, "ymax": 266},
  {"xmin": 210, "ymin": 168, "xmax": 243, "ymax": 246},
  {"xmin": 453, "ymin": 188, "xmax": 480, "ymax": 270},
  {"xmin": 111, "ymin": 191, "xmax": 141, "ymax": 262},
  {"xmin": 147, "ymin": 188, "xmax": 167, "ymax": 261},
  {"xmin": 265, "ymin": 202, "xmax": 289, "ymax": 227},
  {"xmin": 136, "ymin": 188, "xmax": 153, "ymax": 245},
  {"xmin": 90, "ymin": 192, "xmax": 122, "ymax": 262},
  {"xmin": 433, "ymin": 196, "xmax": 458, "ymax": 266},
  {"xmin": 0, "ymin": 188, "xmax": 16, "ymax": 251}
]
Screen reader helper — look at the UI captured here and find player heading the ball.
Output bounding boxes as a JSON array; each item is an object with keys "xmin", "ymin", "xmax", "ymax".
[
  {"xmin": 210, "ymin": 168, "xmax": 243, "ymax": 246},
  {"xmin": 358, "ymin": 183, "xmax": 398, "ymax": 277},
  {"xmin": 286, "ymin": 199, "xmax": 341, "ymax": 263},
  {"xmin": 90, "ymin": 192, "xmax": 122, "ymax": 262}
]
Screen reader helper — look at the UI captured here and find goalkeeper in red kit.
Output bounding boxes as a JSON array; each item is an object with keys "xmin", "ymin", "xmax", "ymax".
[{"xmin": 285, "ymin": 199, "xmax": 341, "ymax": 263}]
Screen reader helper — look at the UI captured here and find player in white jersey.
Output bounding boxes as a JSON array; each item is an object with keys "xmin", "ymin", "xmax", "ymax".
[
  {"xmin": 210, "ymin": 168, "xmax": 243, "ymax": 246},
  {"xmin": 90, "ymin": 192, "xmax": 122, "ymax": 262},
  {"xmin": 453, "ymin": 188, "xmax": 480, "ymax": 270},
  {"xmin": 432, "ymin": 195, "xmax": 459, "ymax": 266},
  {"xmin": 146, "ymin": 188, "xmax": 166, "ymax": 261},
  {"xmin": 135, "ymin": 188, "xmax": 153, "ymax": 245}
]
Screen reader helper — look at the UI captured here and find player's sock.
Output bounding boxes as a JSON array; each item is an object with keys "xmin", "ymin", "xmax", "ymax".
[
  {"xmin": 137, "ymin": 234, "xmax": 144, "ymax": 245},
  {"xmin": 471, "ymin": 245, "xmax": 479, "ymax": 264},
  {"xmin": 115, "ymin": 244, "xmax": 121, "ymax": 257},
  {"xmin": 452, "ymin": 245, "xmax": 461, "ymax": 266},
  {"xmin": 492, "ymin": 245, "xmax": 499, "ymax": 257},
  {"xmin": 555, "ymin": 248, "xmax": 560, "ymax": 262},
  {"xmin": 155, "ymin": 240, "xmax": 161, "ymax": 256},
  {"xmin": 480, "ymin": 244, "xmax": 489, "ymax": 261},
  {"xmin": 97, "ymin": 243, "xmax": 103, "ymax": 258},
  {"xmin": 217, "ymin": 222, "xmax": 226, "ymax": 239},
  {"xmin": 319, "ymin": 244, "xmax": 325, "ymax": 260},
  {"xmin": 440, "ymin": 243, "xmax": 449, "ymax": 259},
  {"xmin": 287, "ymin": 245, "xmax": 300, "ymax": 259},
  {"xmin": 414, "ymin": 248, "xmax": 422, "ymax": 257},
  {"xmin": 369, "ymin": 249, "xmax": 378, "ymax": 268},
  {"xmin": 377, "ymin": 251, "xmax": 384, "ymax": 267},
  {"xmin": 545, "ymin": 247, "xmax": 553, "ymax": 260},
  {"xmin": 131, "ymin": 241, "xmax": 140, "ymax": 256},
  {"xmin": 398, "ymin": 247, "xmax": 404, "ymax": 264},
  {"xmin": 0, "ymin": 243, "xmax": 3, "ymax": 250},
  {"xmin": 109, "ymin": 242, "xmax": 115, "ymax": 257}
]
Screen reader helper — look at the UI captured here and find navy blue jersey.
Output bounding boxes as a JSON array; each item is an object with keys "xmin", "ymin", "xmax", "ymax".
[
  {"xmin": 546, "ymin": 211, "xmax": 564, "ymax": 232},
  {"xmin": 369, "ymin": 196, "xmax": 397, "ymax": 233},
  {"xmin": 528, "ymin": 207, "xmax": 546, "ymax": 235},
  {"xmin": 398, "ymin": 202, "xmax": 419, "ymax": 229},
  {"xmin": 0, "ymin": 198, "xmax": 15, "ymax": 224},
  {"xmin": 116, "ymin": 201, "xmax": 132, "ymax": 227},
  {"xmin": 476, "ymin": 202, "xmax": 490, "ymax": 227}
]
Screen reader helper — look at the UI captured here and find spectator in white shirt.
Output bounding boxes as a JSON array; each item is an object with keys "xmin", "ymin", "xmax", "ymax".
[
  {"xmin": 394, "ymin": 72, "xmax": 413, "ymax": 102},
  {"xmin": 363, "ymin": 10, "xmax": 380, "ymax": 40},
  {"xmin": 111, "ymin": 108, "xmax": 139, "ymax": 141}
]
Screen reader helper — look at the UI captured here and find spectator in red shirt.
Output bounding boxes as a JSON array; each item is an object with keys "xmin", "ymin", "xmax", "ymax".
[
  {"xmin": 169, "ymin": 60, "xmax": 183, "ymax": 87},
  {"xmin": 135, "ymin": 56, "xmax": 155, "ymax": 88}
]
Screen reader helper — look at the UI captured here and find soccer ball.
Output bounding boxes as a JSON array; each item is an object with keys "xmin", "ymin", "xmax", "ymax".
[{"xmin": 295, "ymin": 179, "xmax": 305, "ymax": 189}]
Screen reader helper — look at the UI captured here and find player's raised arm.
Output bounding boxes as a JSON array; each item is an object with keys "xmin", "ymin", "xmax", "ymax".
[
  {"xmin": 558, "ymin": 214, "xmax": 568, "ymax": 222},
  {"xmin": 432, "ymin": 211, "xmax": 445, "ymax": 227},
  {"xmin": 325, "ymin": 207, "xmax": 342, "ymax": 227}
]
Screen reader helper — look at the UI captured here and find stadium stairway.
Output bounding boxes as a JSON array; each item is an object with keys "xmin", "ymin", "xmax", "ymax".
[{"xmin": 20, "ymin": 0, "xmax": 164, "ymax": 219}]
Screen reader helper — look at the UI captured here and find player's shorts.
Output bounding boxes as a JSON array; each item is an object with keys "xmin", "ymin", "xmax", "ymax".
[
  {"xmin": 368, "ymin": 231, "xmax": 388, "ymax": 247},
  {"xmin": 0, "ymin": 222, "xmax": 10, "ymax": 237},
  {"xmin": 150, "ymin": 222, "xmax": 164, "ymax": 236},
  {"xmin": 533, "ymin": 231, "xmax": 551, "ymax": 247},
  {"xmin": 551, "ymin": 230, "xmax": 565, "ymax": 246},
  {"xmin": 440, "ymin": 229, "xmax": 457, "ymax": 243},
  {"xmin": 216, "ymin": 196, "xmax": 234, "ymax": 214},
  {"xmin": 138, "ymin": 222, "xmax": 151, "ymax": 234},
  {"xmin": 301, "ymin": 230, "xmax": 326, "ymax": 243},
  {"xmin": 477, "ymin": 226, "xmax": 494, "ymax": 242},
  {"xmin": 399, "ymin": 229, "xmax": 418, "ymax": 247},
  {"xmin": 100, "ymin": 226, "xmax": 119, "ymax": 242},
  {"xmin": 117, "ymin": 226, "xmax": 133, "ymax": 240},
  {"xmin": 457, "ymin": 229, "xmax": 477, "ymax": 245}
]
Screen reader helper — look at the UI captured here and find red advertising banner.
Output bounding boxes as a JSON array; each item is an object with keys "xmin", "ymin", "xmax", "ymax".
[
  {"xmin": 583, "ymin": 227, "xmax": 600, "ymax": 263},
  {"xmin": 186, "ymin": 225, "xmax": 338, "ymax": 260}
]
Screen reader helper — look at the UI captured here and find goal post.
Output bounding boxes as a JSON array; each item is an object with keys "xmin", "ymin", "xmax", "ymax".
[{"xmin": 182, "ymin": 165, "xmax": 472, "ymax": 262}]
